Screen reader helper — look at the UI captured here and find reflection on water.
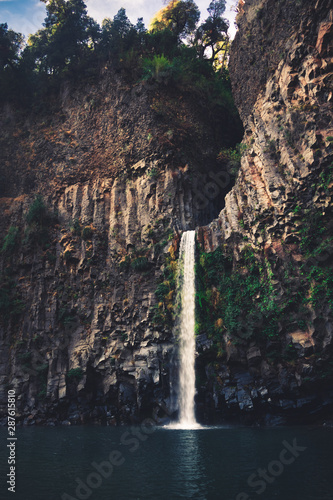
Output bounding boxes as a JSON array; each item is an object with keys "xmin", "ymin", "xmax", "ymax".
[
  {"xmin": 0, "ymin": 426, "xmax": 332, "ymax": 500},
  {"xmin": 170, "ymin": 430, "xmax": 205, "ymax": 499}
]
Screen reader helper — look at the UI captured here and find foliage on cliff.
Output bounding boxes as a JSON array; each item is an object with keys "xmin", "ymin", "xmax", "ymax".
[
  {"xmin": 196, "ymin": 210, "xmax": 333, "ymax": 348},
  {"xmin": 1, "ymin": 0, "xmax": 231, "ymax": 107}
]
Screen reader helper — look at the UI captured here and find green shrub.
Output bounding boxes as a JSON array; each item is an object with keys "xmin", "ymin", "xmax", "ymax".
[
  {"xmin": 155, "ymin": 282, "xmax": 169, "ymax": 301},
  {"xmin": 71, "ymin": 218, "xmax": 81, "ymax": 236},
  {"xmin": 148, "ymin": 168, "xmax": 158, "ymax": 179},
  {"xmin": 17, "ymin": 352, "xmax": 32, "ymax": 367},
  {"xmin": 25, "ymin": 195, "xmax": 56, "ymax": 246},
  {"xmin": 196, "ymin": 246, "xmax": 282, "ymax": 342},
  {"xmin": 63, "ymin": 249, "xmax": 72, "ymax": 261},
  {"xmin": 66, "ymin": 368, "xmax": 84, "ymax": 381},
  {"xmin": 121, "ymin": 332, "xmax": 128, "ymax": 342},
  {"xmin": 26, "ymin": 195, "xmax": 47, "ymax": 225},
  {"xmin": 318, "ymin": 163, "xmax": 333, "ymax": 192},
  {"xmin": 142, "ymin": 54, "xmax": 175, "ymax": 83},
  {"xmin": 38, "ymin": 388, "xmax": 47, "ymax": 399},
  {"xmin": 58, "ymin": 307, "xmax": 76, "ymax": 328},
  {"xmin": 151, "ymin": 252, "xmax": 177, "ymax": 328},
  {"xmin": 36, "ymin": 362, "xmax": 49, "ymax": 374},
  {"xmin": 82, "ymin": 225, "xmax": 94, "ymax": 241},
  {"xmin": 1, "ymin": 226, "xmax": 19, "ymax": 254},
  {"xmin": 153, "ymin": 242, "xmax": 162, "ymax": 257},
  {"xmin": 196, "ymin": 201, "xmax": 333, "ymax": 348},
  {"xmin": 217, "ymin": 143, "xmax": 247, "ymax": 176},
  {"xmin": 131, "ymin": 257, "xmax": 150, "ymax": 271}
]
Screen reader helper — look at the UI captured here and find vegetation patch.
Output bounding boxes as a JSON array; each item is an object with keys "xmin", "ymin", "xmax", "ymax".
[
  {"xmin": 58, "ymin": 307, "xmax": 77, "ymax": 329},
  {"xmin": 24, "ymin": 195, "xmax": 57, "ymax": 246},
  {"xmin": 151, "ymin": 243, "xmax": 178, "ymax": 329},
  {"xmin": 196, "ymin": 198, "xmax": 333, "ymax": 357},
  {"xmin": 1, "ymin": 226, "xmax": 19, "ymax": 255},
  {"xmin": 66, "ymin": 368, "xmax": 84, "ymax": 381},
  {"xmin": 217, "ymin": 143, "xmax": 247, "ymax": 176},
  {"xmin": 82, "ymin": 225, "xmax": 95, "ymax": 241},
  {"xmin": 131, "ymin": 256, "xmax": 150, "ymax": 272}
]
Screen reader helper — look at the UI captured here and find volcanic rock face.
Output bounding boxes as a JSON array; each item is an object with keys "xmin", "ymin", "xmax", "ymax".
[
  {"xmin": 0, "ymin": 169, "xmax": 180, "ymax": 425},
  {"xmin": 0, "ymin": 72, "xmax": 239, "ymax": 425},
  {"xmin": 1, "ymin": 0, "xmax": 332, "ymax": 426},
  {"xmin": 195, "ymin": 0, "xmax": 333, "ymax": 424}
]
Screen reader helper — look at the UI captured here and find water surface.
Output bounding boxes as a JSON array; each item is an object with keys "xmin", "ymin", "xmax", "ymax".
[{"xmin": 0, "ymin": 425, "xmax": 332, "ymax": 500}]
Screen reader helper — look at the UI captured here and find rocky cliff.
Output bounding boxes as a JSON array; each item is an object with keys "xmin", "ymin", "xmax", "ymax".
[
  {"xmin": 195, "ymin": 0, "xmax": 333, "ymax": 424},
  {"xmin": 0, "ymin": 70, "xmax": 241, "ymax": 425},
  {"xmin": 1, "ymin": 0, "xmax": 332, "ymax": 427}
]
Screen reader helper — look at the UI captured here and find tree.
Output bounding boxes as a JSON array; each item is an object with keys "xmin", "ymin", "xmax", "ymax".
[
  {"xmin": 109, "ymin": 7, "xmax": 133, "ymax": 39},
  {"xmin": 135, "ymin": 18, "xmax": 146, "ymax": 36},
  {"xmin": 150, "ymin": 0, "xmax": 200, "ymax": 41},
  {"xmin": 26, "ymin": 0, "xmax": 100, "ymax": 74},
  {"xmin": 194, "ymin": 0, "xmax": 229, "ymax": 68},
  {"xmin": 207, "ymin": 0, "xmax": 227, "ymax": 18},
  {"xmin": 0, "ymin": 24, "xmax": 25, "ymax": 103},
  {"xmin": 0, "ymin": 23, "xmax": 24, "ymax": 70},
  {"xmin": 101, "ymin": 8, "xmax": 136, "ymax": 60}
]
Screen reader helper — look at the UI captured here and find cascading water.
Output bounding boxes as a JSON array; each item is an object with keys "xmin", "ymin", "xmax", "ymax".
[{"xmin": 170, "ymin": 230, "xmax": 200, "ymax": 429}]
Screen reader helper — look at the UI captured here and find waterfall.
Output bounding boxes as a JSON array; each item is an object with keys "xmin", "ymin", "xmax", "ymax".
[{"xmin": 173, "ymin": 230, "xmax": 199, "ymax": 429}]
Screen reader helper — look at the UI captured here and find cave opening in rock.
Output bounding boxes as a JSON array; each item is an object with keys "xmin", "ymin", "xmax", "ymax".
[{"xmin": 191, "ymin": 154, "xmax": 242, "ymax": 228}]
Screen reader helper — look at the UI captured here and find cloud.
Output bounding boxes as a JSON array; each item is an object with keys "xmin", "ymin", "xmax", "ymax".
[
  {"xmin": 86, "ymin": 0, "xmax": 237, "ymax": 38},
  {"xmin": 0, "ymin": 0, "xmax": 45, "ymax": 38},
  {"xmin": 86, "ymin": 0, "xmax": 164, "ymax": 26}
]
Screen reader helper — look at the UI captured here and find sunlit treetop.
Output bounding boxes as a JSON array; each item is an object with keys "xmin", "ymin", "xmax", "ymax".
[
  {"xmin": 194, "ymin": 0, "xmax": 229, "ymax": 68},
  {"xmin": 150, "ymin": 0, "xmax": 200, "ymax": 40}
]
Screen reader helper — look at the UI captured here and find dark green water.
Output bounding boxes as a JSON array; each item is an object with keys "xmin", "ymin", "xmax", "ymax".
[{"xmin": 1, "ymin": 425, "xmax": 332, "ymax": 500}]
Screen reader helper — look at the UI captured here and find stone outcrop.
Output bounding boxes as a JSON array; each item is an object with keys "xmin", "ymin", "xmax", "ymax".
[{"xmin": 195, "ymin": 0, "xmax": 333, "ymax": 424}]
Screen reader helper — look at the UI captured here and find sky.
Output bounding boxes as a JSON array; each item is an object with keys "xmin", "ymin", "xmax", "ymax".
[{"xmin": 0, "ymin": 0, "xmax": 239, "ymax": 41}]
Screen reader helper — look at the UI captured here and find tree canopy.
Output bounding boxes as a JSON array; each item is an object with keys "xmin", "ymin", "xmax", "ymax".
[
  {"xmin": 26, "ymin": 0, "xmax": 100, "ymax": 74},
  {"xmin": 0, "ymin": 0, "xmax": 233, "ymax": 105},
  {"xmin": 150, "ymin": 0, "xmax": 200, "ymax": 41},
  {"xmin": 0, "ymin": 23, "xmax": 25, "ymax": 102},
  {"xmin": 195, "ymin": 0, "xmax": 229, "ymax": 68},
  {"xmin": 0, "ymin": 23, "xmax": 24, "ymax": 70}
]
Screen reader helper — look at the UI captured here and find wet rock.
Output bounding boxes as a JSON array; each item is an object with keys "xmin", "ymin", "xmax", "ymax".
[
  {"xmin": 221, "ymin": 386, "xmax": 238, "ymax": 407},
  {"xmin": 287, "ymin": 330, "xmax": 315, "ymax": 356},
  {"xmin": 278, "ymin": 399, "xmax": 296, "ymax": 410},
  {"xmin": 196, "ymin": 334, "xmax": 213, "ymax": 353},
  {"xmin": 246, "ymin": 346, "xmax": 262, "ymax": 366},
  {"xmin": 234, "ymin": 370, "xmax": 254, "ymax": 387},
  {"xmin": 296, "ymin": 396, "xmax": 317, "ymax": 409},
  {"xmin": 237, "ymin": 389, "xmax": 254, "ymax": 411},
  {"xmin": 225, "ymin": 341, "xmax": 239, "ymax": 362},
  {"xmin": 264, "ymin": 414, "xmax": 287, "ymax": 427}
]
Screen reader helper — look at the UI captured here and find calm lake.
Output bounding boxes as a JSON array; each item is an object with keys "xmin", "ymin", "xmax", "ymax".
[{"xmin": 1, "ymin": 425, "xmax": 332, "ymax": 500}]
